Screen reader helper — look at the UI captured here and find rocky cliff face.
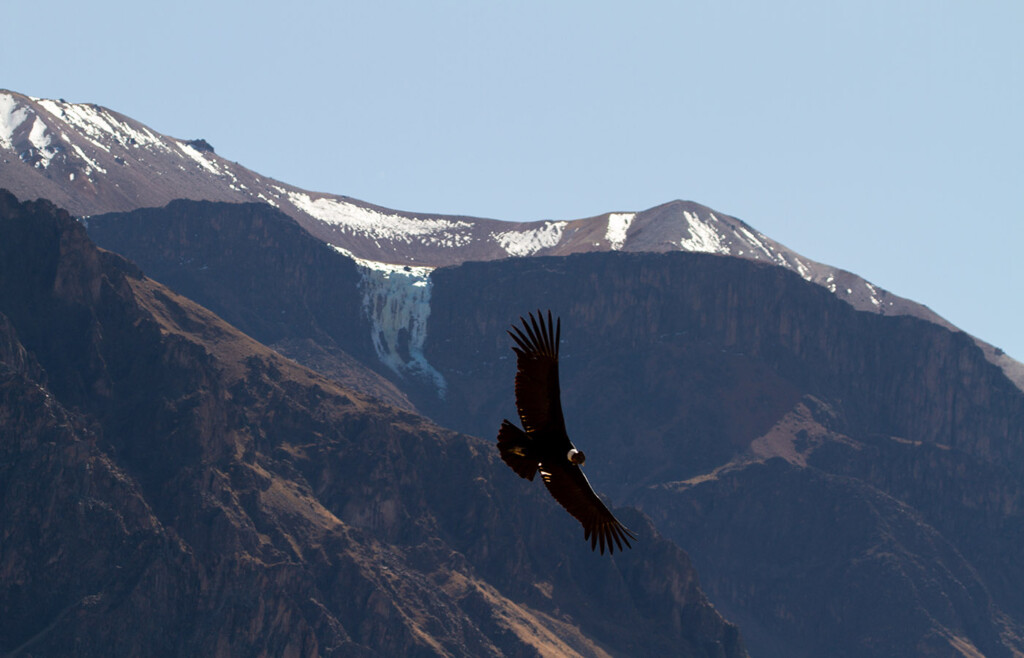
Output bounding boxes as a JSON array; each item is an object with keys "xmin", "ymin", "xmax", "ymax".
[
  {"xmin": 0, "ymin": 190, "xmax": 746, "ymax": 657},
  {"xmin": 84, "ymin": 199, "xmax": 414, "ymax": 410},
  {"xmin": 416, "ymin": 252, "xmax": 1024, "ymax": 657},
  {"xmin": 424, "ymin": 252, "xmax": 1024, "ymax": 470}
]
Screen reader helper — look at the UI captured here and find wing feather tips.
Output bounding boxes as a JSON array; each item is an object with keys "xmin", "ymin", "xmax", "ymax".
[
  {"xmin": 578, "ymin": 513, "xmax": 636, "ymax": 555},
  {"xmin": 509, "ymin": 311, "xmax": 561, "ymax": 357},
  {"xmin": 509, "ymin": 326, "xmax": 533, "ymax": 354},
  {"xmin": 529, "ymin": 311, "xmax": 546, "ymax": 353},
  {"xmin": 589, "ymin": 517, "xmax": 637, "ymax": 555},
  {"xmin": 537, "ymin": 310, "xmax": 555, "ymax": 357},
  {"xmin": 507, "ymin": 329, "xmax": 528, "ymax": 353},
  {"xmin": 519, "ymin": 315, "xmax": 541, "ymax": 350},
  {"xmin": 611, "ymin": 524, "xmax": 629, "ymax": 553},
  {"xmin": 553, "ymin": 314, "xmax": 560, "ymax": 358}
]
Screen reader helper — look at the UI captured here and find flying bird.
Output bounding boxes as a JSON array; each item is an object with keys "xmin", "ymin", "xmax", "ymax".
[{"xmin": 496, "ymin": 310, "xmax": 636, "ymax": 554}]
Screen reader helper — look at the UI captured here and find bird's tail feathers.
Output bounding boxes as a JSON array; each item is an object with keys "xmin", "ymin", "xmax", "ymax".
[{"xmin": 497, "ymin": 420, "xmax": 538, "ymax": 481}]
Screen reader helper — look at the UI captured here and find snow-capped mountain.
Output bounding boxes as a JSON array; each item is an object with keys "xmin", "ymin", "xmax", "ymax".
[
  {"xmin": 2, "ymin": 89, "xmax": 1020, "ymax": 386},
  {"xmin": 0, "ymin": 92, "xmax": 910, "ymax": 302}
]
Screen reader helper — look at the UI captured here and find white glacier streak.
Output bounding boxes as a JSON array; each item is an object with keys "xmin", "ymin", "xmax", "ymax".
[
  {"xmin": 605, "ymin": 213, "xmax": 635, "ymax": 250},
  {"xmin": 28, "ymin": 117, "xmax": 57, "ymax": 168},
  {"xmin": 291, "ymin": 192, "xmax": 473, "ymax": 247},
  {"xmin": 0, "ymin": 95, "xmax": 61, "ymax": 167},
  {"xmin": 492, "ymin": 221, "xmax": 567, "ymax": 257},
  {"xmin": 679, "ymin": 211, "xmax": 729, "ymax": 254},
  {"xmin": 176, "ymin": 141, "xmax": 222, "ymax": 175},
  {"xmin": 69, "ymin": 140, "xmax": 107, "ymax": 175},
  {"xmin": 866, "ymin": 282, "xmax": 882, "ymax": 306},
  {"xmin": 737, "ymin": 226, "xmax": 775, "ymax": 260},
  {"xmin": 0, "ymin": 93, "xmax": 30, "ymax": 150},
  {"xmin": 736, "ymin": 224, "xmax": 812, "ymax": 280},
  {"xmin": 337, "ymin": 248, "xmax": 446, "ymax": 394},
  {"xmin": 792, "ymin": 257, "xmax": 812, "ymax": 281},
  {"xmin": 36, "ymin": 99, "xmax": 167, "ymax": 153}
]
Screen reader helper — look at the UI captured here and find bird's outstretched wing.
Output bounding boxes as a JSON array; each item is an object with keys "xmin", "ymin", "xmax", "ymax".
[
  {"xmin": 508, "ymin": 310, "xmax": 565, "ymax": 436},
  {"xmin": 540, "ymin": 461, "xmax": 637, "ymax": 554}
]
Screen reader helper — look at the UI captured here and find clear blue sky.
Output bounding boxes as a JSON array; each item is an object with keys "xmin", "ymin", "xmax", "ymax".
[{"xmin": 4, "ymin": 1, "xmax": 1022, "ymax": 359}]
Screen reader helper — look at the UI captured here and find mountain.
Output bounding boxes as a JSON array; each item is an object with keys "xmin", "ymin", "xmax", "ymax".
[
  {"xmin": 419, "ymin": 253, "xmax": 1024, "ymax": 657},
  {"xmin": 0, "ymin": 190, "xmax": 745, "ymax": 656},
  {"xmin": 6, "ymin": 89, "xmax": 1021, "ymax": 392},
  {"xmin": 6, "ymin": 89, "xmax": 1024, "ymax": 656},
  {"xmin": 6, "ymin": 89, "xmax": 1020, "ymax": 389},
  {"xmin": 3, "ymin": 90, "xmax": 832, "ymax": 270},
  {"xmin": 80, "ymin": 199, "xmax": 1024, "ymax": 656}
]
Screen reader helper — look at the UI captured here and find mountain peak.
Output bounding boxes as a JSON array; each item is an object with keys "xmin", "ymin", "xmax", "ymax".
[{"xmin": 2, "ymin": 90, "xmax": 1017, "ymax": 384}]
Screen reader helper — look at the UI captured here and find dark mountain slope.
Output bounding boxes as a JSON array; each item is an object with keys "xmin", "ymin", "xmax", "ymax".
[
  {"xmin": 411, "ymin": 252, "xmax": 1024, "ymax": 657},
  {"xmin": 0, "ymin": 190, "xmax": 745, "ymax": 656},
  {"xmin": 84, "ymin": 198, "xmax": 412, "ymax": 411},
  {"xmin": 422, "ymin": 252, "xmax": 1024, "ymax": 474},
  {"xmin": 0, "ymin": 313, "xmax": 202, "ymax": 656},
  {"xmin": 645, "ymin": 457, "xmax": 1019, "ymax": 658}
]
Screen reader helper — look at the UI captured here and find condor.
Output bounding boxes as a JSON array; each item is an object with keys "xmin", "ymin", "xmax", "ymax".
[{"xmin": 497, "ymin": 310, "xmax": 636, "ymax": 554}]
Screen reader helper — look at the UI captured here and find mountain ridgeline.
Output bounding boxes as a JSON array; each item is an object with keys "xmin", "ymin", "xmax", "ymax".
[{"xmin": 3, "ymin": 88, "xmax": 988, "ymax": 330}]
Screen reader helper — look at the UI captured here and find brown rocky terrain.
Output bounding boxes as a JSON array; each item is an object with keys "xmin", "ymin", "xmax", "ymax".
[{"xmin": 0, "ymin": 190, "xmax": 745, "ymax": 656}]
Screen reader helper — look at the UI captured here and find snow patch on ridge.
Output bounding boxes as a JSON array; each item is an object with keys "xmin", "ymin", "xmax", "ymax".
[
  {"xmin": 866, "ymin": 282, "xmax": 882, "ymax": 306},
  {"xmin": 176, "ymin": 140, "xmax": 222, "ymax": 175},
  {"xmin": 292, "ymin": 193, "xmax": 473, "ymax": 248},
  {"xmin": 0, "ymin": 93, "xmax": 30, "ymax": 150},
  {"xmin": 735, "ymin": 223, "xmax": 813, "ymax": 280},
  {"xmin": 492, "ymin": 221, "xmax": 568, "ymax": 257},
  {"xmin": 679, "ymin": 211, "xmax": 729, "ymax": 254},
  {"xmin": 791, "ymin": 256, "xmax": 812, "ymax": 280},
  {"xmin": 36, "ymin": 98, "xmax": 167, "ymax": 153},
  {"xmin": 68, "ymin": 139, "xmax": 106, "ymax": 176},
  {"xmin": 605, "ymin": 213, "xmax": 635, "ymax": 250},
  {"xmin": 335, "ymin": 247, "xmax": 446, "ymax": 395},
  {"xmin": 28, "ymin": 116, "xmax": 57, "ymax": 168},
  {"xmin": 737, "ymin": 226, "xmax": 775, "ymax": 260}
]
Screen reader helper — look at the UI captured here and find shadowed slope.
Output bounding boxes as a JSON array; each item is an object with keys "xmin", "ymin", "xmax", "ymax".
[{"xmin": 0, "ymin": 190, "xmax": 745, "ymax": 657}]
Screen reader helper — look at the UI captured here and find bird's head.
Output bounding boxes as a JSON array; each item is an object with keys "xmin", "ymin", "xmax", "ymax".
[{"xmin": 567, "ymin": 448, "xmax": 586, "ymax": 466}]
